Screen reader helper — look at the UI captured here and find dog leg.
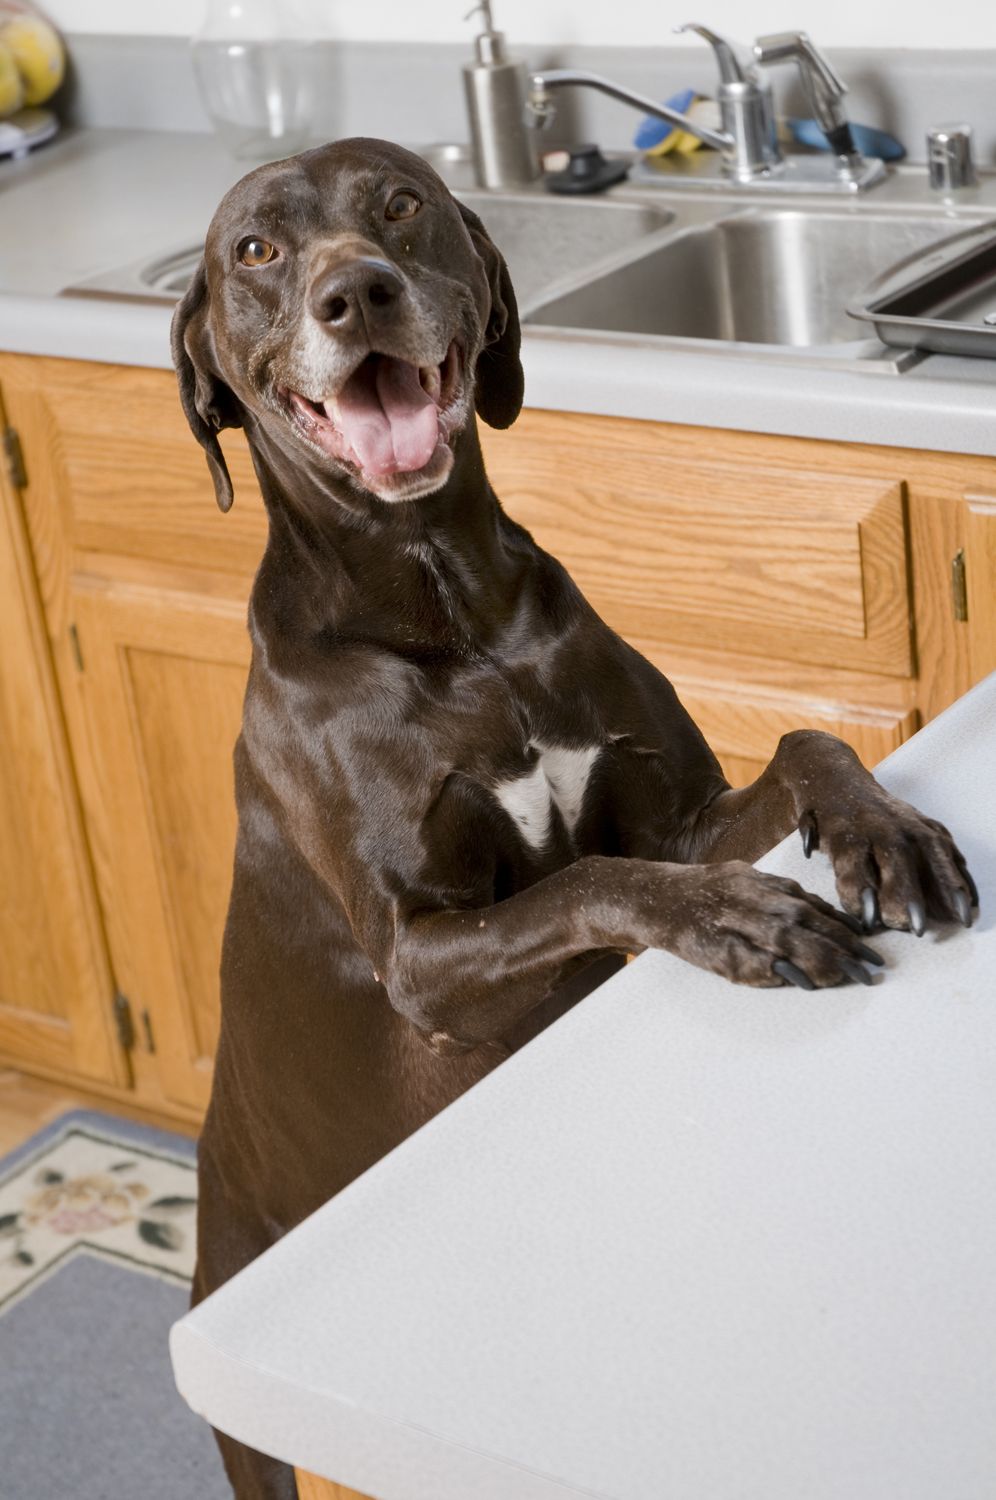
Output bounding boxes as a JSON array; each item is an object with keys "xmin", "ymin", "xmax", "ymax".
[{"xmin": 382, "ymin": 847, "xmax": 888, "ymax": 1047}]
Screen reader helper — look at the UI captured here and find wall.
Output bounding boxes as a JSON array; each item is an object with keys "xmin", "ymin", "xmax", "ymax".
[{"xmin": 40, "ymin": 0, "xmax": 996, "ymax": 50}]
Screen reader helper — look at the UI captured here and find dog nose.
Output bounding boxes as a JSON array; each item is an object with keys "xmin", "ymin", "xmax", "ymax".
[{"xmin": 310, "ymin": 257, "xmax": 404, "ymax": 330}]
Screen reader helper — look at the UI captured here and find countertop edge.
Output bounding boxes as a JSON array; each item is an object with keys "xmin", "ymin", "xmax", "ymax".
[
  {"xmin": 4, "ymin": 292, "xmax": 996, "ymax": 457},
  {"xmin": 0, "ymin": 293, "xmax": 176, "ymax": 372},
  {"xmin": 169, "ymin": 1321, "xmax": 599, "ymax": 1500},
  {"xmin": 167, "ymin": 673, "xmax": 995, "ymax": 1499}
]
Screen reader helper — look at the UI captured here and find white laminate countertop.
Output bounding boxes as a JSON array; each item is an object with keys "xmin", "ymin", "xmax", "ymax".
[
  {"xmin": 170, "ymin": 672, "xmax": 996, "ymax": 1500},
  {"xmin": 4, "ymin": 127, "xmax": 996, "ymax": 455}
]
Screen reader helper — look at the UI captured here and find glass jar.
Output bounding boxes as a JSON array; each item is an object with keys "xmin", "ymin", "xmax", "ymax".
[{"xmin": 191, "ymin": 0, "xmax": 320, "ymax": 161}]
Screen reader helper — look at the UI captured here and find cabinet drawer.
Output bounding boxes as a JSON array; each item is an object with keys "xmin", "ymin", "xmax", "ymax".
[
  {"xmin": 484, "ymin": 411, "xmax": 914, "ymax": 678},
  {"xmin": 11, "ymin": 363, "xmax": 913, "ymax": 682},
  {"xmin": 7, "ymin": 357, "xmax": 266, "ymax": 579}
]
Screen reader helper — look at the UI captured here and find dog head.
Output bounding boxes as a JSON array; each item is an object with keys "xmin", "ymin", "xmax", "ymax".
[{"xmin": 171, "ymin": 137, "xmax": 522, "ymax": 512}]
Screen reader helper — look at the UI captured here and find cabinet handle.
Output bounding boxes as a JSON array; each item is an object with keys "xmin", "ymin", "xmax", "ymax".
[{"xmin": 2, "ymin": 424, "xmax": 26, "ymax": 490}]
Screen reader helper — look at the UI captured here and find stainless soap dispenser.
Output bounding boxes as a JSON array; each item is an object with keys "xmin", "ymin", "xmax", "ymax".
[{"xmin": 462, "ymin": 0, "xmax": 540, "ymax": 188}]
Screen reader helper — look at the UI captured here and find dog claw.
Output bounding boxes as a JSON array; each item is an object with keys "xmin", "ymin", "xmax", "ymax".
[
  {"xmin": 853, "ymin": 940, "xmax": 885, "ymax": 967},
  {"xmin": 952, "ymin": 888, "xmax": 973, "ymax": 928},
  {"xmin": 907, "ymin": 899, "xmax": 926, "ymax": 937},
  {"xmin": 772, "ymin": 958, "xmax": 816, "ymax": 991},
  {"xmin": 836, "ymin": 909, "xmax": 865, "ymax": 935},
  {"xmin": 861, "ymin": 886, "xmax": 880, "ymax": 932},
  {"xmin": 799, "ymin": 812, "xmax": 818, "ymax": 859},
  {"xmin": 839, "ymin": 956, "xmax": 874, "ymax": 987}
]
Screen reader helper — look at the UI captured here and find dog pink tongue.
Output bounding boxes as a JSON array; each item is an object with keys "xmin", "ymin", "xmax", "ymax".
[{"xmin": 333, "ymin": 356, "xmax": 439, "ymax": 477}]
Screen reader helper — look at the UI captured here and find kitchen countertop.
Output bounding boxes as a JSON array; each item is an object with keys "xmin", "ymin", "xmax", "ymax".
[
  {"xmin": 3, "ymin": 126, "xmax": 996, "ymax": 454},
  {"xmin": 170, "ymin": 671, "xmax": 996, "ymax": 1500}
]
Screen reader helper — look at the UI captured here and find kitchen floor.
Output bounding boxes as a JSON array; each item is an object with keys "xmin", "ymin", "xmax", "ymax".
[{"xmin": 0, "ymin": 1067, "xmax": 199, "ymax": 1155}]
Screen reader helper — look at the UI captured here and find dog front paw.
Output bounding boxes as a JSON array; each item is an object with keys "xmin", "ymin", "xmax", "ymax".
[
  {"xmin": 672, "ymin": 863, "xmax": 884, "ymax": 990},
  {"xmin": 797, "ymin": 795, "xmax": 978, "ymax": 934}
]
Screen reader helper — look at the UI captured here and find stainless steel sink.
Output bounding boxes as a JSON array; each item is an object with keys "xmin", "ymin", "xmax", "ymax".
[
  {"xmin": 61, "ymin": 191, "xmax": 674, "ymax": 314},
  {"xmin": 528, "ymin": 210, "xmax": 967, "ymax": 365},
  {"xmin": 59, "ymin": 164, "xmax": 996, "ymax": 373},
  {"xmin": 458, "ymin": 192, "xmax": 673, "ymax": 310}
]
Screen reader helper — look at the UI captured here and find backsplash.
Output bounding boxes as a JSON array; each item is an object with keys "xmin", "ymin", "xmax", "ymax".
[
  {"xmin": 60, "ymin": 34, "xmax": 996, "ymax": 168},
  {"xmin": 39, "ymin": 0, "xmax": 996, "ymax": 50}
]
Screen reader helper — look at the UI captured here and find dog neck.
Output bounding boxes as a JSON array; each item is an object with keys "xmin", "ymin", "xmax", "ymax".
[{"xmin": 243, "ymin": 414, "xmax": 533, "ymax": 656}]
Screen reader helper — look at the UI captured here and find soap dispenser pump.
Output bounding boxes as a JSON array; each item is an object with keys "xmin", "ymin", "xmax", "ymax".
[{"xmin": 462, "ymin": 0, "xmax": 540, "ymax": 188}]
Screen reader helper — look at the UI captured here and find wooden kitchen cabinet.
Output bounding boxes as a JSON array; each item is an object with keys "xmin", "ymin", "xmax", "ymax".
[
  {"xmin": 68, "ymin": 575, "xmax": 250, "ymax": 1112},
  {"xmin": 0, "ymin": 351, "xmax": 993, "ymax": 1117},
  {"xmin": 0, "ymin": 356, "xmax": 265, "ymax": 1112},
  {"xmin": 482, "ymin": 409, "xmax": 914, "ymax": 677},
  {"xmin": 964, "ymin": 490, "xmax": 996, "ymax": 683},
  {"xmin": 642, "ymin": 645, "xmax": 920, "ymax": 789},
  {"xmin": 295, "ymin": 1471, "xmax": 370, "ymax": 1500},
  {"xmin": 0, "ymin": 395, "xmax": 123, "ymax": 1086}
]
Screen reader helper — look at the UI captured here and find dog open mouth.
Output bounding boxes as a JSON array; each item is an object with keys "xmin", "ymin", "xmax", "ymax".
[{"xmin": 284, "ymin": 342, "xmax": 463, "ymax": 481}]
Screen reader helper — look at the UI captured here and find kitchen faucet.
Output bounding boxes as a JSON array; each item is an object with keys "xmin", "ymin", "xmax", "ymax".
[
  {"xmin": 527, "ymin": 23, "xmax": 886, "ymax": 193},
  {"xmin": 753, "ymin": 30, "xmax": 859, "ymax": 164}
]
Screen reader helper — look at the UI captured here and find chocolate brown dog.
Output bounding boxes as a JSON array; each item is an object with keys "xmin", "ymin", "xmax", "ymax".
[{"xmin": 172, "ymin": 138, "xmax": 977, "ymax": 1499}]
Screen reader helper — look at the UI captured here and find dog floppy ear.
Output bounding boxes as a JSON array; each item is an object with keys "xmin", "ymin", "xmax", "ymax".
[
  {"xmin": 170, "ymin": 261, "xmax": 242, "ymax": 512},
  {"xmin": 456, "ymin": 200, "xmax": 523, "ymax": 431}
]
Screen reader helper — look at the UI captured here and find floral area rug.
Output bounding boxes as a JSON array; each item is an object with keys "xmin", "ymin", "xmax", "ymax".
[{"xmin": 0, "ymin": 1107, "xmax": 230, "ymax": 1498}]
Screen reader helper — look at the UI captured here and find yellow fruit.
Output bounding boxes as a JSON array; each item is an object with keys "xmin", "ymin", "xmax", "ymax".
[
  {"xmin": 1, "ymin": 14, "xmax": 64, "ymax": 106},
  {"xmin": 0, "ymin": 36, "xmax": 24, "ymax": 116}
]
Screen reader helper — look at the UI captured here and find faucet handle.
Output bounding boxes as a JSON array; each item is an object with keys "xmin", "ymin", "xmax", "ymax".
[
  {"xmin": 675, "ymin": 23, "xmax": 746, "ymax": 85},
  {"xmin": 754, "ymin": 31, "xmax": 846, "ymax": 100}
]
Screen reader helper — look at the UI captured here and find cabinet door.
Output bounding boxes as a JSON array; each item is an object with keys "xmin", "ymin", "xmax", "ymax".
[
  {"xmin": 70, "ymin": 576, "xmax": 250, "ymax": 1112},
  {"xmin": 672, "ymin": 680, "xmax": 919, "ymax": 788},
  {"xmin": 296, "ymin": 1471, "xmax": 370, "ymax": 1500},
  {"xmin": 636, "ymin": 640, "xmax": 921, "ymax": 790},
  {"xmin": 963, "ymin": 492, "xmax": 996, "ymax": 684},
  {"xmin": 0, "ymin": 454, "xmax": 123, "ymax": 1082}
]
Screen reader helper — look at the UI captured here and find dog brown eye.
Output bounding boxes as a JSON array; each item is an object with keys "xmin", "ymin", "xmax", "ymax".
[
  {"xmin": 238, "ymin": 238, "xmax": 277, "ymax": 267},
  {"xmin": 385, "ymin": 191, "xmax": 421, "ymax": 221}
]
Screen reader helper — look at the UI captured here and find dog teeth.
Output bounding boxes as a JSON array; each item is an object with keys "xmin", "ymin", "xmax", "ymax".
[{"xmin": 420, "ymin": 365, "xmax": 442, "ymax": 401}]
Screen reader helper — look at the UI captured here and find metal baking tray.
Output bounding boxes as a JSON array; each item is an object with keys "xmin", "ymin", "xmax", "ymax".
[{"xmin": 847, "ymin": 218, "xmax": 996, "ymax": 358}]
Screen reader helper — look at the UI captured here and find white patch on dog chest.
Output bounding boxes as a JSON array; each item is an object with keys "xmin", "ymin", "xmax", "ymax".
[{"xmin": 493, "ymin": 743, "xmax": 600, "ymax": 850}]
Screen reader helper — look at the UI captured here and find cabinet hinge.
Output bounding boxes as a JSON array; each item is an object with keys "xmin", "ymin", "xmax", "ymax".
[
  {"xmin": 113, "ymin": 992, "xmax": 135, "ymax": 1052},
  {"xmin": 0, "ymin": 381, "xmax": 26, "ymax": 490},
  {"xmin": 951, "ymin": 548, "xmax": 968, "ymax": 622},
  {"xmin": 68, "ymin": 622, "xmax": 84, "ymax": 671},
  {"xmin": 2, "ymin": 422, "xmax": 26, "ymax": 490}
]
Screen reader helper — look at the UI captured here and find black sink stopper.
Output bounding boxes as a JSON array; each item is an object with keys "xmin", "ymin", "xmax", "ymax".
[{"xmin": 544, "ymin": 143, "xmax": 630, "ymax": 195}]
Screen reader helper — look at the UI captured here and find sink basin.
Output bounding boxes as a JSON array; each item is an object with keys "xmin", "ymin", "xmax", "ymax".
[
  {"xmin": 63, "ymin": 192, "xmax": 674, "ymax": 313},
  {"xmin": 459, "ymin": 192, "xmax": 673, "ymax": 311},
  {"xmin": 61, "ymin": 176, "xmax": 992, "ymax": 374},
  {"xmin": 529, "ymin": 211, "xmax": 964, "ymax": 354}
]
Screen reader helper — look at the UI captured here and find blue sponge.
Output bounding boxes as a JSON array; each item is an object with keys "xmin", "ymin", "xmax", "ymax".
[
  {"xmin": 787, "ymin": 117, "xmax": 906, "ymax": 160},
  {"xmin": 633, "ymin": 89, "xmax": 697, "ymax": 151}
]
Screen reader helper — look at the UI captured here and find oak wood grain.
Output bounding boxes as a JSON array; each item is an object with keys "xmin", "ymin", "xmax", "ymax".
[
  {"xmin": 68, "ymin": 575, "xmax": 250, "ymax": 1112},
  {"xmin": 3, "ymin": 352, "xmax": 994, "ymax": 1117},
  {"xmin": 295, "ymin": 1471, "xmax": 373, "ymax": 1500},
  {"xmin": 964, "ymin": 492, "xmax": 996, "ymax": 685},
  {"xmin": 483, "ymin": 415, "xmax": 913, "ymax": 676},
  {"xmin": 0, "ymin": 395, "xmax": 123, "ymax": 1084}
]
